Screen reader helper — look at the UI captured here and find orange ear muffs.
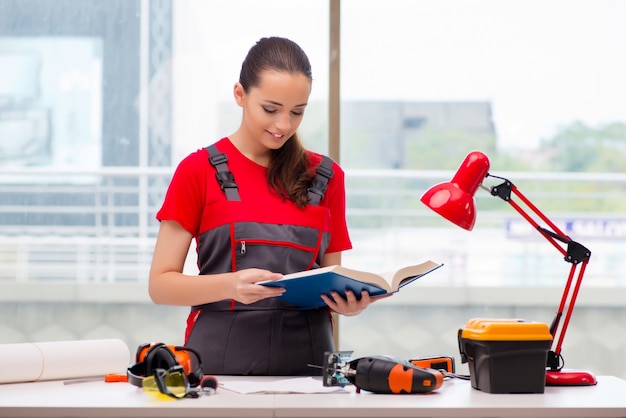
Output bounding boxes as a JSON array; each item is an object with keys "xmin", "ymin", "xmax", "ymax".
[{"xmin": 127, "ymin": 342, "xmax": 204, "ymax": 388}]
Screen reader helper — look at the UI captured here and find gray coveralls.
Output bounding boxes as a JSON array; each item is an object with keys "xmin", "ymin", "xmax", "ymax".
[{"xmin": 184, "ymin": 146, "xmax": 336, "ymax": 375}]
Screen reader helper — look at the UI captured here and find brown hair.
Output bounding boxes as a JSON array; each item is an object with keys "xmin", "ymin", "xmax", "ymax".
[{"xmin": 239, "ymin": 37, "xmax": 315, "ymax": 208}]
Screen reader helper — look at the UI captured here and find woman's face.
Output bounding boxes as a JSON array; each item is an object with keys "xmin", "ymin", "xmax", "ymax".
[{"xmin": 234, "ymin": 69, "xmax": 312, "ymax": 152}]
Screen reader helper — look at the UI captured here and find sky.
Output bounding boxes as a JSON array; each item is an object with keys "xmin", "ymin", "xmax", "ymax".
[
  {"xmin": 339, "ymin": 0, "xmax": 626, "ymax": 150},
  {"xmin": 173, "ymin": 0, "xmax": 626, "ymax": 153}
]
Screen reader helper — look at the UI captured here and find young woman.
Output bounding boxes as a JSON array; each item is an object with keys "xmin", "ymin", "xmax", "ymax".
[{"xmin": 149, "ymin": 37, "xmax": 381, "ymax": 376}]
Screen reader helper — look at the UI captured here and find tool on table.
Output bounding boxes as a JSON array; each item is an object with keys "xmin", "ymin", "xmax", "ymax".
[
  {"xmin": 63, "ymin": 373, "xmax": 128, "ymax": 385},
  {"xmin": 409, "ymin": 355, "xmax": 470, "ymax": 381},
  {"xmin": 409, "ymin": 355, "xmax": 455, "ymax": 373},
  {"xmin": 194, "ymin": 374, "xmax": 219, "ymax": 396},
  {"xmin": 142, "ymin": 370, "xmax": 218, "ymax": 399},
  {"xmin": 127, "ymin": 342, "xmax": 217, "ymax": 399},
  {"xmin": 311, "ymin": 351, "xmax": 444, "ymax": 394}
]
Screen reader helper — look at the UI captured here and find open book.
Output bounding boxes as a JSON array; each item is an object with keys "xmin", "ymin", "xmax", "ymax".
[{"xmin": 260, "ymin": 260, "xmax": 443, "ymax": 309}]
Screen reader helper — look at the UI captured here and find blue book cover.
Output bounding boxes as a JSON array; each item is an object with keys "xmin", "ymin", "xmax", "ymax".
[{"xmin": 260, "ymin": 260, "xmax": 443, "ymax": 310}]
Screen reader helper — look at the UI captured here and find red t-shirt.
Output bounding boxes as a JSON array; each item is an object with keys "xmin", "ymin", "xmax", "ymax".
[{"xmin": 157, "ymin": 137, "xmax": 352, "ymax": 254}]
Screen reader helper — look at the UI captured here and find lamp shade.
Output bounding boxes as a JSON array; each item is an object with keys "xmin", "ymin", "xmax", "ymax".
[{"xmin": 420, "ymin": 151, "xmax": 490, "ymax": 231}]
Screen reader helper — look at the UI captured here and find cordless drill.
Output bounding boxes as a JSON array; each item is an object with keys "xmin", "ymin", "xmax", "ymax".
[{"xmin": 320, "ymin": 351, "xmax": 444, "ymax": 394}]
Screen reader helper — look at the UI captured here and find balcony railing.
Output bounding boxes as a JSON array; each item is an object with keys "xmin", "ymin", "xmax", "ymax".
[{"xmin": 2, "ymin": 167, "xmax": 626, "ymax": 287}]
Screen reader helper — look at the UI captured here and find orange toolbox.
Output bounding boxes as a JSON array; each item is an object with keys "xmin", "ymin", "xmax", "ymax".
[{"xmin": 458, "ymin": 318, "xmax": 553, "ymax": 393}]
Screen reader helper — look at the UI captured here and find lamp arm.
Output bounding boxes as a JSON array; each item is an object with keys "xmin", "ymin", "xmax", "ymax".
[
  {"xmin": 487, "ymin": 177, "xmax": 591, "ymax": 263},
  {"xmin": 547, "ymin": 259, "xmax": 589, "ymax": 370},
  {"xmin": 537, "ymin": 226, "xmax": 569, "ymax": 244},
  {"xmin": 488, "ymin": 178, "xmax": 570, "ymax": 257},
  {"xmin": 486, "ymin": 175, "xmax": 591, "ymax": 371}
]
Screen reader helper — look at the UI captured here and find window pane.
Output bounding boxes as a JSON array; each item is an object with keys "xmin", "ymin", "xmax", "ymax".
[
  {"xmin": 0, "ymin": 0, "xmax": 329, "ymax": 283},
  {"xmin": 0, "ymin": 0, "xmax": 329, "ymax": 348},
  {"xmin": 339, "ymin": 0, "xmax": 626, "ymax": 382},
  {"xmin": 171, "ymin": 1, "xmax": 330, "ymax": 159},
  {"xmin": 341, "ymin": 0, "xmax": 626, "ymax": 288}
]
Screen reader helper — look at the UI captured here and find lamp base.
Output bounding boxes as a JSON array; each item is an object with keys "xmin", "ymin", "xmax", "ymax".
[{"xmin": 546, "ymin": 369, "xmax": 597, "ymax": 386}]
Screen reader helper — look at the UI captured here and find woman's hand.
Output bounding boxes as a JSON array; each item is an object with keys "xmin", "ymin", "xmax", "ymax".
[
  {"xmin": 231, "ymin": 268, "xmax": 286, "ymax": 305},
  {"xmin": 320, "ymin": 290, "xmax": 392, "ymax": 316}
]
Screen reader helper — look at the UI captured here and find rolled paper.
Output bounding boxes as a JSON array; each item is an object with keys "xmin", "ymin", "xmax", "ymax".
[{"xmin": 0, "ymin": 339, "xmax": 131, "ymax": 384}]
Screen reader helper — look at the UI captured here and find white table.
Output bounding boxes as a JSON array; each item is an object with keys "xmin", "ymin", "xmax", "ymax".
[{"xmin": 0, "ymin": 375, "xmax": 625, "ymax": 418}]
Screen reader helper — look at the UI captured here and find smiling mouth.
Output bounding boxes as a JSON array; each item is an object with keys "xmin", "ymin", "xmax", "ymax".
[{"xmin": 268, "ymin": 131, "xmax": 285, "ymax": 139}]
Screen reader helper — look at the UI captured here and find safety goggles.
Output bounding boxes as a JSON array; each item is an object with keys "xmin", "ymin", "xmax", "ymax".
[{"xmin": 141, "ymin": 365, "xmax": 190, "ymax": 400}]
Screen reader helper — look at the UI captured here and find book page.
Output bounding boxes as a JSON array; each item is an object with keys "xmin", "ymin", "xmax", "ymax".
[
  {"xmin": 320, "ymin": 261, "xmax": 442, "ymax": 292},
  {"xmin": 275, "ymin": 260, "xmax": 442, "ymax": 294},
  {"xmin": 390, "ymin": 260, "xmax": 443, "ymax": 290},
  {"xmin": 328, "ymin": 266, "xmax": 393, "ymax": 290},
  {"xmin": 278, "ymin": 265, "xmax": 392, "ymax": 291}
]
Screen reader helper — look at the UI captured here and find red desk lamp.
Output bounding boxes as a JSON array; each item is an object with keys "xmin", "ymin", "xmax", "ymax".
[{"xmin": 420, "ymin": 151, "xmax": 596, "ymax": 386}]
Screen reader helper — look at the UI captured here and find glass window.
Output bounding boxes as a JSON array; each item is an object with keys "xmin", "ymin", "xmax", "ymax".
[
  {"xmin": 0, "ymin": 0, "xmax": 329, "ymax": 345},
  {"xmin": 338, "ymin": 0, "xmax": 626, "ymax": 381},
  {"xmin": 0, "ymin": 0, "xmax": 329, "ymax": 283},
  {"xmin": 170, "ymin": 0, "xmax": 330, "ymax": 160},
  {"xmin": 340, "ymin": 0, "xmax": 626, "ymax": 288},
  {"xmin": 1, "ymin": 0, "xmax": 624, "ymax": 381}
]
